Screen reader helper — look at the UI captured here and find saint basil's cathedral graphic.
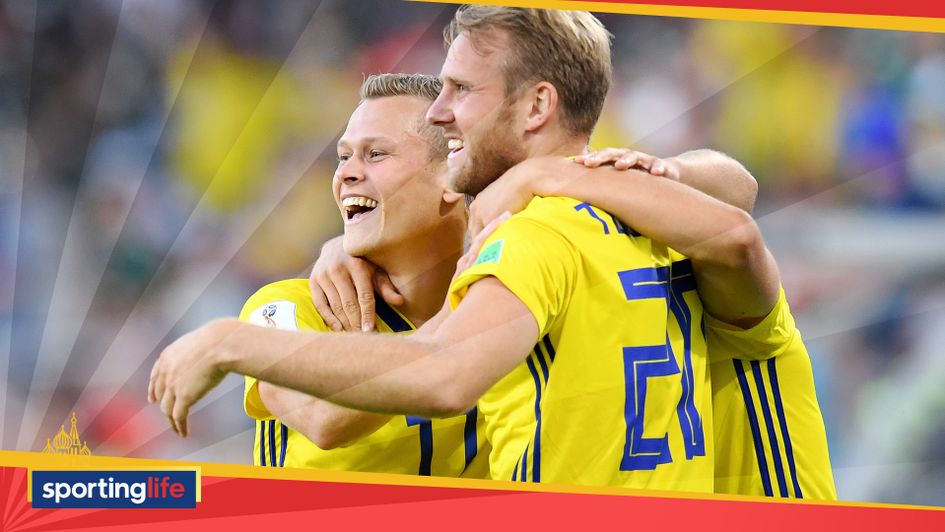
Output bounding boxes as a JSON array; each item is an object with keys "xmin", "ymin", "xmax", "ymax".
[{"xmin": 41, "ymin": 412, "xmax": 92, "ymax": 456}]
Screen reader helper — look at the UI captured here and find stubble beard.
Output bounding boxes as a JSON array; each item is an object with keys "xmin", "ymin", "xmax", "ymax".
[{"xmin": 448, "ymin": 106, "xmax": 526, "ymax": 198}]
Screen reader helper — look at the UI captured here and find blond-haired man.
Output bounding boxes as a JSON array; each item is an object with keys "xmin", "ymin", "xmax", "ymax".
[
  {"xmin": 239, "ymin": 73, "xmax": 487, "ymax": 477},
  {"xmin": 151, "ymin": 7, "xmax": 779, "ymax": 492}
]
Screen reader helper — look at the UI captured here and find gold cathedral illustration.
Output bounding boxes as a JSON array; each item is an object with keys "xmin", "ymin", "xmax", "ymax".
[{"xmin": 42, "ymin": 412, "xmax": 92, "ymax": 456}]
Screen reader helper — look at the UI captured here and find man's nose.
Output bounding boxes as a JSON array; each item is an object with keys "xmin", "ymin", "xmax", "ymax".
[
  {"xmin": 337, "ymin": 157, "xmax": 365, "ymax": 184},
  {"xmin": 426, "ymin": 91, "xmax": 453, "ymax": 127}
]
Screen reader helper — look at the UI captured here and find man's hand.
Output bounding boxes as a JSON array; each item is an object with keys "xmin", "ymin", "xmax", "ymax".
[
  {"xmin": 309, "ymin": 237, "xmax": 404, "ymax": 332},
  {"xmin": 148, "ymin": 318, "xmax": 238, "ymax": 437},
  {"xmin": 467, "ymin": 157, "xmax": 564, "ymax": 237},
  {"xmin": 453, "ymin": 211, "xmax": 511, "ymax": 285},
  {"xmin": 573, "ymin": 148, "xmax": 680, "ymax": 180}
]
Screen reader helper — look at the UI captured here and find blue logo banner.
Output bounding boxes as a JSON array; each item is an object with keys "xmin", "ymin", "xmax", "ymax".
[{"xmin": 31, "ymin": 470, "xmax": 199, "ymax": 508}]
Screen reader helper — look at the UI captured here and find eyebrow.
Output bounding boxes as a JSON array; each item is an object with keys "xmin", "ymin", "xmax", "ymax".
[
  {"xmin": 441, "ymin": 75, "xmax": 472, "ymax": 87},
  {"xmin": 337, "ymin": 136, "xmax": 394, "ymax": 149}
]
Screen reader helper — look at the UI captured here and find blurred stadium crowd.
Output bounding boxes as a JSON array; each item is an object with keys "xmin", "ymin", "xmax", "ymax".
[{"xmin": 1, "ymin": 0, "xmax": 943, "ymax": 505}]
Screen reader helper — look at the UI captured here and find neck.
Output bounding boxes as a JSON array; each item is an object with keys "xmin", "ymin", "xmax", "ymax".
[
  {"xmin": 369, "ymin": 229, "xmax": 464, "ymax": 327},
  {"xmin": 525, "ymin": 130, "xmax": 589, "ymax": 159}
]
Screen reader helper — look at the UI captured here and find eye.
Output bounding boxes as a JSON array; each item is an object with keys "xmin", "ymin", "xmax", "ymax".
[
  {"xmin": 337, "ymin": 153, "xmax": 351, "ymax": 163},
  {"xmin": 456, "ymin": 83, "xmax": 468, "ymax": 92},
  {"xmin": 369, "ymin": 150, "xmax": 387, "ymax": 159}
]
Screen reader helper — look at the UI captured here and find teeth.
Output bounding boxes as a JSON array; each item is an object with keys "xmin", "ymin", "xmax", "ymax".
[
  {"xmin": 342, "ymin": 197, "xmax": 378, "ymax": 208},
  {"xmin": 448, "ymin": 139, "xmax": 464, "ymax": 150}
]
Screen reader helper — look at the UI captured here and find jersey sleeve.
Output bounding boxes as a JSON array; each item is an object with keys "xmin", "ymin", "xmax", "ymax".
[
  {"xmin": 239, "ymin": 280, "xmax": 329, "ymax": 420},
  {"xmin": 704, "ymin": 286, "xmax": 796, "ymax": 361},
  {"xmin": 448, "ymin": 215, "xmax": 579, "ymax": 336}
]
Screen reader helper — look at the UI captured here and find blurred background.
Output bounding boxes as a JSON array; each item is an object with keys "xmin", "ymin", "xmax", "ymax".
[{"xmin": 1, "ymin": 0, "xmax": 943, "ymax": 506}]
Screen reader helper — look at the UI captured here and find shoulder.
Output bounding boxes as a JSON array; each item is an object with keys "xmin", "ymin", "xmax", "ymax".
[
  {"xmin": 473, "ymin": 198, "xmax": 582, "ymax": 270},
  {"xmin": 517, "ymin": 195, "xmax": 584, "ymax": 223},
  {"xmin": 240, "ymin": 279, "xmax": 328, "ymax": 332},
  {"xmin": 706, "ymin": 286, "xmax": 798, "ymax": 358}
]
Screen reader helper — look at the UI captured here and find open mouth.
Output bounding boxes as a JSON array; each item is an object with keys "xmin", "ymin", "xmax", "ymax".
[
  {"xmin": 342, "ymin": 196, "xmax": 378, "ymax": 222},
  {"xmin": 447, "ymin": 138, "xmax": 464, "ymax": 159}
]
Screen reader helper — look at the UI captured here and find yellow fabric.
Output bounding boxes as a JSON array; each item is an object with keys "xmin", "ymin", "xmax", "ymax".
[
  {"xmin": 242, "ymin": 279, "xmax": 489, "ymax": 478},
  {"xmin": 449, "ymin": 197, "xmax": 713, "ymax": 491},
  {"xmin": 708, "ymin": 288, "xmax": 836, "ymax": 499}
]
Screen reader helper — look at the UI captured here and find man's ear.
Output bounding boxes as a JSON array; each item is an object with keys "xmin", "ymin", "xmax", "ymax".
[
  {"xmin": 443, "ymin": 190, "xmax": 465, "ymax": 205},
  {"xmin": 523, "ymin": 81, "xmax": 558, "ymax": 133}
]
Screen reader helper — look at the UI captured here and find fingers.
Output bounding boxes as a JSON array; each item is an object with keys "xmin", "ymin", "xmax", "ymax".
[
  {"xmin": 310, "ymin": 274, "xmax": 345, "ymax": 331},
  {"xmin": 459, "ymin": 211, "xmax": 512, "ymax": 275},
  {"xmin": 350, "ymin": 264, "xmax": 377, "ymax": 332},
  {"xmin": 576, "ymin": 148, "xmax": 668, "ymax": 176},
  {"xmin": 173, "ymin": 400, "xmax": 190, "ymax": 438},
  {"xmin": 160, "ymin": 389, "xmax": 178, "ymax": 435},
  {"xmin": 477, "ymin": 210, "xmax": 512, "ymax": 243},
  {"xmin": 328, "ymin": 267, "xmax": 363, "ymax": 332},
  {"xmin": 159, "ymin": 387, "xmax": 190, "ymax": 438},
  {"xmin": 375, "ymin": 269, "xmax": 405, "ymax": 307},
  {"xmin": 649, "ymin": 157, "xmax": 667, "ymax": 175},
  {"xmin": 467, "ymin": 198, "xmax": 487, "ymax": 237},
  {"xmin": 148, "ymin": 362, "xmax": 158, "ymax": 403},
  {"xmin": 575, "ymin": 147, "xmax": 629, "ymax": 168},
  {"xmin": 150, "ymin": 362, "xmax": 165, "ymax": 406},
  {"xmin": 467, "ymin": 216, "xmax": 483, "ymax": 242},
  {"xmin": 615, "ymin": 151, "xmax": 643, "ymax": 171},
  {"xmin": 309, "ymin": 277, "xmax": 343, "ymax": 332},
  {"xmin": 321, "ymin": 277, "xmax": 352, "ymax": 331},
  {"xmin": 467, "ymin": 196, "xmax": 507, "ymax": 241}
]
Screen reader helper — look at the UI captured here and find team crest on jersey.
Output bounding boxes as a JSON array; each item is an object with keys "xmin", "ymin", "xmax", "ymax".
[
  {"xmin": 473, "ymin": 239, "xmax": 504, "ymax": 266},
  {"xmin": 249, "ymin": 300, "xmax": 298, "ymax": 330},
  {"xmin": 261, "ymin": 305, "xmax": 278, "ymax": 327}
]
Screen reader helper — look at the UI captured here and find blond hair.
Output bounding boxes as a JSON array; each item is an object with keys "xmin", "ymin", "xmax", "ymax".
[
  {"xmin": 360, "ymin": 73, "xmax": 448, "ymax": 160},
  {"xmin": 444, "ymin": 6, "xmax": 612, "ymax": 138}
]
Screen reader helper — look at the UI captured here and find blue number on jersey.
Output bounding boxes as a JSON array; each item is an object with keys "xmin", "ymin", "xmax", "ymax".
[
  {"xmin": 575, "ymin": 202, "xmax": 641, "ymax": 236},
  {"xmin": 617, "ymin": 261, "xmax": 705, "ymax": 471}
]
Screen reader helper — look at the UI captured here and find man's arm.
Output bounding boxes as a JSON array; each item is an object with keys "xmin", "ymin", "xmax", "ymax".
[
  {"xmin": 151, "ymin": 277, "xmax": 538, "ymax": 436},
  {"xmin": 498, "ymin": 155, "xmax": 779, "ymax": 327},
  {"xmin": 256, "ymin": 383, "xmax": 391, "ymax": 449},
  {"xmin": 672, "ymin": 149, "xmax": 758, "ymax": 214},
  {"xmin": 574, "ymin": 148, "xmax": 758, "ymax": 214},
  {"xmin": 239, "ymin": 291, "xmax": 394, "ymax": 449}
]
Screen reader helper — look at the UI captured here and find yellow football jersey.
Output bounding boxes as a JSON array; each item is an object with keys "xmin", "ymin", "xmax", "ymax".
[
  {"xmin": 449, "ymin": 197, "xmax": 713, "ymax": 491},
  {"xmin": 708, "ymin": 288, "xmax": 836, "ymax": 499},
  {"xmin": 242, "ymin": 279, "xmax": 489, "ymax": 478}
]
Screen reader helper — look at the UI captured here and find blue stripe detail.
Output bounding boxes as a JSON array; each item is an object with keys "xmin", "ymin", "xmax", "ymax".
[
  {"xmin": 535, "ymin": 342, "xmax": 550, "ymax": 384},
  {"xmin": 375, "ymin": 298, "xmax": 413, "ymax": 332},
  {"xmin": 610, "ymin": 214, "xmax": 627, "ymax": 235},
  {"xmin": 280, "ymin": 424, "xmax": 288, "ymax": 467},
  {"xmin": 258, "ymin": 421, "xmax": 265, "ymax": 466},
  {"xmin": 671, "ymin": 258, "xmax": 694, "ymax": 278},
  {"xmin": 463, "ymin": 407, "xmax": 478, "ymax": 468},
  {"xmin": 574, "ymin": 202, "xmax": 610, "ymax": 234},
  {"xmin": 542, "ymin": 335, "xmax": 556, "ymax": 363},
  {"xmin": 512, "ymin": 459, "xmax": 519, "ymax": 481},
  {"xmin": 525, "ymin": 354, "xmax": 542, "ymax": 482},
  {"xmin": 406, "ymin": 416, "xmax": 434, "ymax": 476},
  {"xmin": 520, "ymin": 445, "xmax": 528, "ymax": 482},
  {"xmin": 733, "ymin": 360, "xmax": 773, "ymax": 496},
  {"xmin": 268, "ymin": 420, "xmax": 277, "ymax": 467},
  {"xmin": 767, "ymin": 358, "xmax": 803, "ymax": 498},
  {"xmin": 751, "ymin": 360, "xmax": 789, "ymax": 497}
]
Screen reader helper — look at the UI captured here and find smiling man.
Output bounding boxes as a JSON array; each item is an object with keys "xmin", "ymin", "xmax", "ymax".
[
  {"xmin": 238, "ymin": 73, "xmax": 486, "ymax": 477},
  {"xmin": 149, "ymin": 6, "xmax": 767, "ymax": 491}
]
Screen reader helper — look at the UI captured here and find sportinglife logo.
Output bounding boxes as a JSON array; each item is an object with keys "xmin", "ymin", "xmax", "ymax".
[{"xmin": 31, "ymin": 469, "xmax": 200, "ymax": 508}]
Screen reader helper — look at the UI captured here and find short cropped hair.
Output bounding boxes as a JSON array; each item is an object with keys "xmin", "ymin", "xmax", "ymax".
[
  {"xmin": 444, "ymin": 6, "xmax": 613, "ymax": 139},
  {"xmin": 360, "ymin": 73, "xmax": 448, "ymax": 160}
]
